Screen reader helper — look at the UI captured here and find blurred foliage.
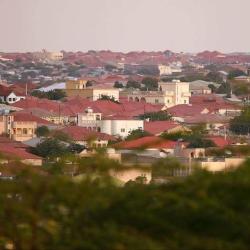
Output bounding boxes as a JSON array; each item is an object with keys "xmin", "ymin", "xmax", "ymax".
[{"xmin": 1, "ymin": 159, "xmax": 250, "ymax": 249}]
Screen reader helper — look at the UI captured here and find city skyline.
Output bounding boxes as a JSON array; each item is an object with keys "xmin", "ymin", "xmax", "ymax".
[{"xmin": 1, "ymin": 0, "xmax": 250, "ymax": 53}]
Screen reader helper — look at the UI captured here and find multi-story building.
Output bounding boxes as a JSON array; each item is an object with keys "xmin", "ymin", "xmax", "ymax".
[
  {"xmin": 128, "ymin": 80, "xmax": 190, "ymax": 107},
  {"xmin": 77, "ymin": 107, "xmax": 102, "ymax": 130},
  {"xmin": 65, "ymin": 79, "xmax": 120, "ymax": 101},
  {"xmin": 77, "ymin": 109, "xmax": 144, "ymax": 138}
]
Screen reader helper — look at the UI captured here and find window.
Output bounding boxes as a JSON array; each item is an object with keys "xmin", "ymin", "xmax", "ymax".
[
  {"xmin": 23, "ymin": 128, "xmax": 28, "ymax": 135},
  {"xmin": 184, "ymin": 100, "xmax": 187, "ymax": 104},
  {"xmin": 12, "ymin": 98, "xmax": 16, "ymax": 102},
  {"xmin": 155, "ymin": 99, "xmax": 159, "ymax": 104},
  {"xmin": 121, "ymin": 128, "xmax": 125, "ymax": 133},
  {"xmin": 96, "ymin": 115, "xmax": 100, "ymax": 120},
  {"xmin": 8, "ymin": 98, "xmax": 12, "ymax": 102}
]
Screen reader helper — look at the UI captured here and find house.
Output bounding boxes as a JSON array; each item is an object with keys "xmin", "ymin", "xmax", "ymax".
[
  {"xmin": 128, "ymin": 80, "xmax": 190, "ymax": 107},
  {"xmin": 0, "ymin": 85, "xmax": 26, "ymax": 104},
  {"xmin": 0, "ymin": 136, "xmax": 42, "ymax": 166},
  {"xmin": 167, "ymin": 104, "xmax": 210, "ymax": 122},
  {"xmin": 158, "ymin": 80, "xmax": 191, "ymax": 106},
  {"xmin": 183, "ymin": 114, "xmax": 231, "ymax": 130},
  {"xmin": 158, "ymin": 64, "xmax": 172, "ymax": 76},
  {"xmin": 144, "ymin": 120, "xmax": 188, "ymax": 136},
  {"xmin": 0, "ymin": 111, "xmax": 52, "ymax": 142},
  {"xmin": 77, "ymin": 107, "xmax": 102, "ymax": 129},
  {"xmin": 189, "ymin": 80, "xmax": 216, "ymax": 95},
  {"xmin": 58, "ymin": 126, "xmax": 115, "ymax": 147},
  {"xmin": 114, "ymin": 136, "xmax": 184, "ymax": 158},
  {"xmin": 99, "ymin": 117, "xmax": 144, "ymax": 138},
  {"xmin": 65, "ymin": 79, "xmax": 120, "ymax": 101},
  {"xmin": 11, "ymin": 97, "xmax": 79, "ymax": 125}
]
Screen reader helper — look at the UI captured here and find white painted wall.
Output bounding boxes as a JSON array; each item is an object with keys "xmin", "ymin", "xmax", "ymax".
[{"xmin": 100, "ymin": 120, "xmax": 144, "ymax": 138}]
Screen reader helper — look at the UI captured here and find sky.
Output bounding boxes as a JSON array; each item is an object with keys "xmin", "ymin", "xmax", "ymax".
[{"xmin": 0, "ymin": 0, "xmax": 250, "ymax": 53}]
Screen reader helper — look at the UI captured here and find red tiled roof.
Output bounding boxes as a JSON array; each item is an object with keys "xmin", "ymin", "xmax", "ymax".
[
  {"xmin": 183, "ymin": 114, "xmax": 230, "ymax": 124},
  {"xmin": 206, "ymin": 136, "xmax": 232, "ymax": 148},
  {"xmin": 114, "ymin": 136, "xmax": 179, "ymax": 150},
  {"xmin": 0, "ymin": 137, "xmax": 41, "ymax": 160},
  {"xmin": 190, "ymin": 94, "xmax": 225, "ymax": 104},
  {"xmin": 167, "ymin": 104, "xmax": 209, "ymax": 117},
  {"xmin": 12, "ymin": 111, "xmax": 53, "ymax": 125},
  {"xmin": 144, "ymin": 121, "xmax": 182, "ymax": 135},
  {"xmin": 59, "ymin": 126, "xmax": 115, "ymax": 141},
  {"xmin": 0, "ymin": 85, "xmax": 24, "ymax": 97}
]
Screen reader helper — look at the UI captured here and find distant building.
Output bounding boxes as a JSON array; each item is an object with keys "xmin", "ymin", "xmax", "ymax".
[
  {"xmin": 33, "ymin": 50, "xmax": 63, "ymax": 61},
  {"xmin": 0, "ymin": 86, "xmax": 26, "ymax": 104},
  {"xmin": 128, "ymin": 80, "xmax": 190, "ymax": 107},
  {"xmin": 189, "ymin": 80, "xmax": 214, "ymax": 95},
  {"xmin": 65, "ymin": 79, "xmax": 120, "ymax": 101},
  {"xmin": 158, "ymin": 65, "xmax": 172, "ymax": 76}
]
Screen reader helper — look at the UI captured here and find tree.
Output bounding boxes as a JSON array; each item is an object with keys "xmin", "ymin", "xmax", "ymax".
[
  {"xmin": 141, "ymin": 77, "xmax": 158, "ymax": 91},
  {"xmin": 228, "ymin": 69, "xmax": 246, "ymax": 80},
  {"xmin": 113, "ymin": 81, "xmax": 123, "ymax": 88},
  {"xmin": 126, "ymin": 80, "xmax": 141, "ymax": 89},
  {"xmin": 139, "ymin": 111, "xmax": 172, "ymax": 121},
  {"xmin": 230, "ymin": 107, "xmax": 250, "ymax": 135},
  {"xmin": 151, "ymin": 157, "xmax": 187, "ymax": 179},
  {"xmin": 205, "ymin": 71, "xmax": 223, "ymax": 83},
  {"xmin": 2, "ymin": 159, "xmax": 250, "ymax": 249},
  {"xmin": 31, "ymin": 89, "xmax": 66, "ymax": 100},
  {"xmin": 216, "ymin": 81, "xmax": 231, "ymax": 96},
  {"xmin": 98, "ymin": 95, "xmax": 120, "ymax": 104},
  {"xmin": 31, "ymin": 138, "xmax": 69, "ymax": 158},
  {"xmin": 187, "ymin": 137, "xmax": 216, "ymax": 148},
  {"xmin": 52, "ymin": 130, "xmax": 72, "ymax": 142},
  {"xmin": 104, "ymin": 64, "xmax": 117, "ymax": 72},
  {"xmin": 125, "ymin": 129, "xmax": 151, "ymax": 141},
  {"xmin": 35, "ymin": 126, "xmax": 50, "ymax": 137}
]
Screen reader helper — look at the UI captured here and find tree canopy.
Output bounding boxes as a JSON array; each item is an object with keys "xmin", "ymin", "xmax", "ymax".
[
  {"xmin": 230, "ymin": 107, "xmax": 250, "ymax": 135},
  {"xmin": 31, "ymin": 89, "xmax": 66, "ymax": 100},
  {"xmin": 139, "ymin": 111, "xmax": 172, "ymax": 121},
  {"xmin": 1, "ymin": 159, "xmax": 250, "ymax": 249}
]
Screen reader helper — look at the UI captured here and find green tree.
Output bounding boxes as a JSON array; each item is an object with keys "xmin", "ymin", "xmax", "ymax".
[
  {"xmin": 31, "ymin": 138, "xmax": 69, "ymax": 158},
  {"xmin": 98, "ymin": 95, "xmax": 120, "ymax": 104},
  {"xmin": 230, "ymin": 107, "xmax": 250, "ymax": 135},
  {"xmin": 228, "ymin": 69, "xmax": 246, "ymax": 80},
  {"xmin": 126, "ymin": 80, "xmax": 141, "ymax": 89},
  {"xmin": 35, "ymin": 126, "xmax": 50, "ymax": 137},
  {"xmin": 139, "ymin": 111, "xmax": 172, "ymax": 121},
  {"xmin": 113, "ymin": 81, "xmax": 123, "ymax": 88},
  {"xmin": 125, "ymin": 129, "xmax": 152, "ymax": 141},
  {"xmin": 141, "ymin": 77, "xmax": 158, "ymax": 91}
]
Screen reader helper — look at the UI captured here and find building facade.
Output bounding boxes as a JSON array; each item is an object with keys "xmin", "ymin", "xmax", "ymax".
[{"xmin": 128, "ymin": 80, "xmax": 190, "ymax": 107}]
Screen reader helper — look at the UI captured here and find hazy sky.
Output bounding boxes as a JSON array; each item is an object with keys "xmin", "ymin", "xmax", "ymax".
[{"xmin": 1, "ymin": 0, "xmax": 250, "ymax": 53}]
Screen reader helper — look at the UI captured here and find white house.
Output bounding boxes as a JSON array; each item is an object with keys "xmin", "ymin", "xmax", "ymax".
[
  {"xmin": 0, "ymin": 90, "xmax": 26, "ymax": 104},
  {"xmin": 158, "ymin": 80, "xmax": 190, "ymax": 106},
  {"xmin": 128, "ymin": 80, "xmax": 190, "ymax": 107},
  {"xmin": 77, "ymin": 107, "xmax": 102, "ymax": 129},
  {"xmin": 99, "ymin": 119, "xmax": 144, "ymax": 138}
]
